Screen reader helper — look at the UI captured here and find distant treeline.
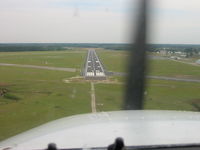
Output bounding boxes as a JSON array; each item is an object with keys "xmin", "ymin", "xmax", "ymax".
[
  {"xmin": 148, "ymin": 44, "xmax": 200, "ymax": 52},
  {"xmin": 0, "ymin": 43, "xmax": 130, "ymax": 52},
  {"xmin": 0, "ymin": 43, "xmax": 68, "ymax": 52},
  {"xmin": 0, "ymin": 43, "xmax": 200, "ymax": 52}
]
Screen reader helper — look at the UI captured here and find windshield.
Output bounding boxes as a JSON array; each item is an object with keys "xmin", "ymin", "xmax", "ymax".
[{"xmin": 0, "ymin": 0, "xmax": 200, "ymax": 149}]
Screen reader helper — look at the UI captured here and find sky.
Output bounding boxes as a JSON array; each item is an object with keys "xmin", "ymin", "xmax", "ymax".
[{"xmin": 0, "ymin": 0, "xmax": 200, "ymax": 44}]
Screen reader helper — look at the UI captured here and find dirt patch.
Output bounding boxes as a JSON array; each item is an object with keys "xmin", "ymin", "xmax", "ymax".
[
  {"xmin": 63, "ymin": 76, "xmax": 86, "ymax": 83},
  {"xmin": 0, "ymin": 88, "xmax": 20, "ymax": 101},
  {"xmin": 0, "ymin": 86, "xmax": 21, "ymax": 101},
  {"xmin": 0, "ymin": 88, "xmax": 8, "ymax": 96},
  {"xmin": 150, "ymin": 84, "xmax": 176, "ymax": 88},
  {"xmin": 63, "ymin": 80, "xmax": 70, "ymax": 83},
  {"xmin": 95, "ymin": 79, "xmax": 122, "ymax": 84},
  {"xmin": 0, "ymin": 82, "xmax": 10, "ymax": 86},
  {"xmin": 63, "ymin": 76, "xmax": 122, "ymax": 84}
]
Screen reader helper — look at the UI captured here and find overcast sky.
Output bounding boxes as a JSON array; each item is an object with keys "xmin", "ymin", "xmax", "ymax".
[{"xmin": 0, "ymin": 0, "xmax": 200, "ymax": 44}]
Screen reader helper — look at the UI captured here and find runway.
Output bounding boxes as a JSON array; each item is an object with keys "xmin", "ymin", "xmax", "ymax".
[
  {"xmin": 84, "ymin": 49, "xmax": 106, "ymax": 80},
  {"xmin": 0, "ymin": 63, "xmax": 76, "ymax": 72}
]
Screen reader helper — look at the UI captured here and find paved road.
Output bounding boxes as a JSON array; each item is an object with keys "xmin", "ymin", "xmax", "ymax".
[
  {"xmin": 85, "ymin": 49, "xmax": 106, "ymax": 79},
  {"xmin": 108, "ymin": 71, "xmax": 200, "ymax": 83},
  {"xmin": 170, "ymin": 59, "xmax": 200, "ymax": 67},
  {"xmin": 0, "ymin": 63, "xmax": 76, "ymax": 72},
  {"xmin": 147, "ymin": 75, "xmax": 200, "ymax": 83}
]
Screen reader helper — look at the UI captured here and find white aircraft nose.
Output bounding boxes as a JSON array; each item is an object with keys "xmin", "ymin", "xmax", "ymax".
[{"xmin": 1, "ymin": 110, "xmax": 200, "ymax": 150}]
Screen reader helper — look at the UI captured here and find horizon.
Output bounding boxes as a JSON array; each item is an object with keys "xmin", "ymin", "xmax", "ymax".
[{"xmin": 1, "ymin": 43, "xmax": 200, "ymax": 45}]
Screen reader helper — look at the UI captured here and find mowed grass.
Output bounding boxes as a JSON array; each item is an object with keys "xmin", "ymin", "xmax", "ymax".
[
  {"xmin": 96, "ymin": 50, "xmax": 127, "ymax": 72},
  {"xmin": 97, "ymin": 50, "xmax": 200, "ymax": 79},
  {"xmin": 0, "ymin": 66, "xmax": 91, "ymax": 141},
  {"xmin": 0, "ymin": 49, "xmax": 87, "ymax": 69},
  {"xmin": 145, "ymin": 79, "xmax": 200, "ymax": 111},
  {"xmin": 149, "ymin": 59, "xmax": 200, "ymax": 79},
  {"xmin": 95, "ymin": 80, "xmax": 200, "ymax": 112}
]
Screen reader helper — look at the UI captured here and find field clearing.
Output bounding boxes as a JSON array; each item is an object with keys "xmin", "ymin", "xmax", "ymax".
[
  {"xmin": 97, "ymin": 50, "xmax": 200, "ymax": 79},
  {"xmin": 0, "ymin": 66, "xmax": 90, "ymax": 140},
  {"xmin": 0, "ymin": 49, "xmax": 87, "ymax": 69},
  {"xmin": 95, "ymin": 80, "xmax": 200, "ymax": 112}
]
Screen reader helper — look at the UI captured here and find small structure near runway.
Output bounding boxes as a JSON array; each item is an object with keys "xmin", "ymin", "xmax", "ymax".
[{"xmin": 84, "ymin": 49, "xmax": 106, "ymax": 80}]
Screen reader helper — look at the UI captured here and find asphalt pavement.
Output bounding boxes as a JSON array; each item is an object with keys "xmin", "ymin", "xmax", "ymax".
[
  {"xmin": 108, "ymin": 71, "xmax": 200, "ymax": 83},
  {"xmin": 84, "ymin": 49, "xmax": 106, "ymax": 80},
  {"xmin": 0, "ymin": 63, "xmax": 76, "ymax": 72}
]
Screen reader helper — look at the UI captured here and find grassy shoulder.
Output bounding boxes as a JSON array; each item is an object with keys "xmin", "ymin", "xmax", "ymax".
[
  {"xmin": 0, "ymin": 66, "xmax": 90, "ymax": 141},
  {"xmin": 0, "ymin": 49, "xmax": 87, "ymax": 69}
]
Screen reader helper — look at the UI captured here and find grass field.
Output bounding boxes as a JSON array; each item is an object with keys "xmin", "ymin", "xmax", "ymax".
[
  {"xmin": 95, "ymin": 80, "xmax": 200, "ymax": 112},
  {"xmin": 149, "ymin": 59, "xmax": 200, "ymax": 79},
  {"xmin": 95, "ymin": 83, "xmax": 124, "ymax": 111},
  {"xmin": 96, "ymin": 50, "xmax": 127, "ymax": 72},
  {"xmin": 96, "ymin": 49, "xmax": 200, "ymax": 111},
  {"xmin": 0, "ymin": 48, "xmax": 200, "ymax": 141},
  {"xmin": 0, "ymin": 49, "xmax": 87, "ymax": 69},
  {"xmin": 0, "ymin": 50, "xmax": 90, "ymax": 141},
  {"xmin": 144, "ymin": 79, "xmax": 200, "ymax": 111},
  {"xmin": 97, "ymin": 50, "xmax": 200, "ymax": 79}
]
